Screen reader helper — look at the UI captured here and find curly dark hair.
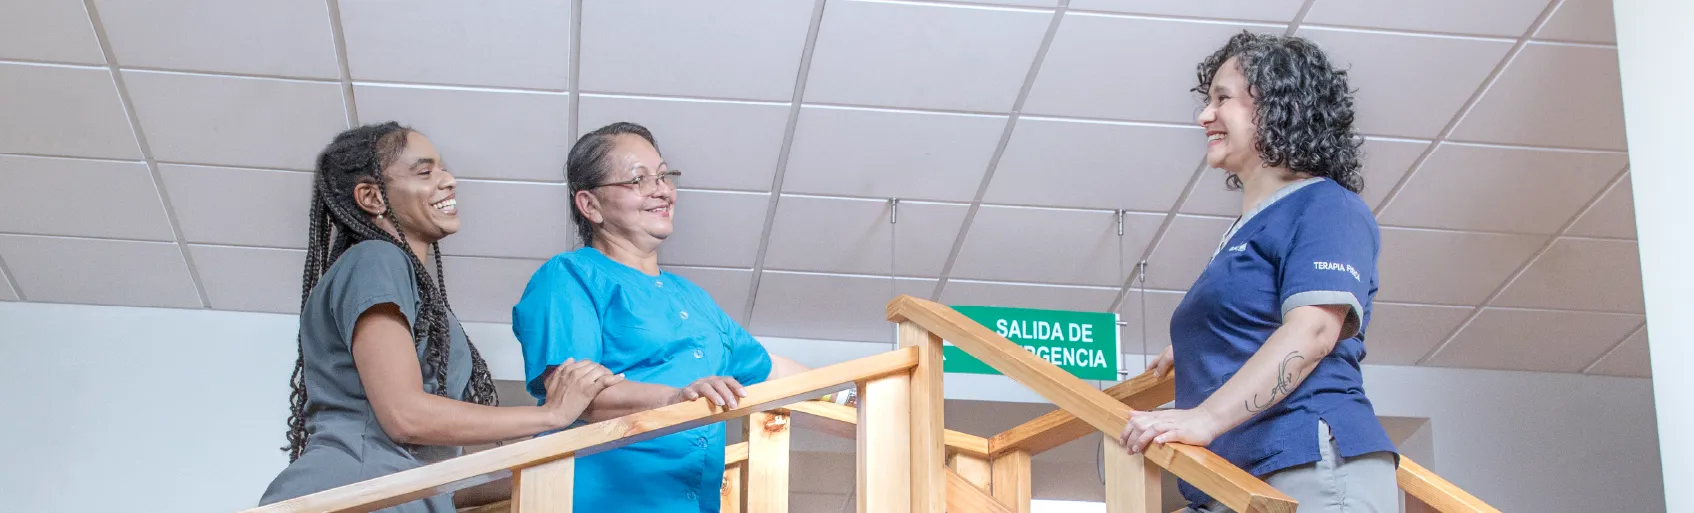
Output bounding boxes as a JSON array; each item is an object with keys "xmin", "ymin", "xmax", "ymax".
[
  {"xmin": 1195, "ymin": 31, "xmax": 1364, "ymax": 193},
  {"xmin": 283, "ymin": 122, "xmax": 498, "ymax": 461},
  {"xmin": 566, "ymin": 122, "xmax": 662, "ymax": 246}
]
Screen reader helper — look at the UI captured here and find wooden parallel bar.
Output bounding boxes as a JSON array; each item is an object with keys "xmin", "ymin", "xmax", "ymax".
[
  {"xmin": 725, "ymin": 440, "xmax": 749, "ymax": 466},
  {"xmin": 465, "ymin": 442, "xmax": 752, "ymax": 513},
  {"xmin": 747, "ymin": 412, "xmax": 791, "ymax": 513},
  {"xmin": 901, "ymin": 321, "xmax": 947, "ymax": 513},
  {"xmin": 246, "ymin": 348, "xmax": 918, "ymax": 513},
  {"xmin": 857, "ymin": 373, "xmax": 913, "ymax": 513},
  {"xmin": 945, "ymin": 468, "xmax": 1015, "ymax": 513},
  {"xmin": 1397, "ymin": 457, "xmax": 1501, "ymax": 513},
  {"xmin": 886, "ymin": 295, "xmax": 1296, "ymax": 513},
  {"xmin": 1103, "ymin": 437, "xmax": 1161, "ymax": 513},
  {"xmin": 989, "ymin": 369, "xmax": 1175, "ymax": 458},
  {"xmin": 989, "ymin": 450, "xmax": 1032, "ymax": 513},
  {"xmin": 780, "ymin": 401, "xmax": 990, "ymax": 458},
  {"xmin": 512, "ymin": 456, "xmax": 572, "ymax": 513}
]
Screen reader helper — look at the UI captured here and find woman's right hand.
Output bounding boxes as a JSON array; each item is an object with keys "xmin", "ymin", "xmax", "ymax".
[
  {"xmin": 672, "ymin": 376, "xmax": 748, "ymax": 409},
  {"xmin": 542, "ymin": 358, "xmax": 624, "ymax": 428},
  {"xmin": 1147, "ymin": 346, "xmax": 1174, "ymax": 378}
]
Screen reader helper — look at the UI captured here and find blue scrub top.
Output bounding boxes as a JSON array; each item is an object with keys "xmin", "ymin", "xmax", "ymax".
[
  {"xmin": 1169, "ymin": 178, "xmax": 1397, "ymax": 506},
  {"xmin": 512, "ymin": 247, "xmax": 773, "ymax": 513}
]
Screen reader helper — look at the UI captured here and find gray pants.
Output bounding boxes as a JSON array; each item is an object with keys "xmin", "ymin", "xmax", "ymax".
[{"xmin": 1190, "ymin": 421, "xmax": 1398, "ymax": 513}]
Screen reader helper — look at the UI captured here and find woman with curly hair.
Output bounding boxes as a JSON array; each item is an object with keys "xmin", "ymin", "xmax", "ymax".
[{"xmin": 1117, "ymin": 32, "xmax": 1398, "ymax": 512}]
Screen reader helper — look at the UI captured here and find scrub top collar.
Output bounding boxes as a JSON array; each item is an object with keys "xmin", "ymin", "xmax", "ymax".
[
  {"xmin": 578, "ymin": 246, "xmax": 665, "ymax": 279},
  {"xmin": 1213, "ymin": 176, "xmax": 1328, "ymax": 257}
]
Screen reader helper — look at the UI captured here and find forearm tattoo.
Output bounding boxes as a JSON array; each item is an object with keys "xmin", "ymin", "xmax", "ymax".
[{"xmin": 1246, "ymin": 351, "xmax": 1306, "ymax": 413}]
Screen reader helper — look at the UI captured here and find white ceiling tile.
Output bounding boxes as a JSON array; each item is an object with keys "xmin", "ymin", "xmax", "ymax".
[
  {"xmin": 1302, "ymin": 0, "xmax": 1548, "ymax": 37},
  {"xmin": 1025, "ymin": 15, "xmax": 1282, "ymax": 123},
  {"xmin": 93, "ymin": 0, "xmax": 338, "ymax": 78},
  {"xmin": 1296, "ymin": 28, "xmax": 1514, "ymax": 139},
  {"xmin": 658, "ymin": 190, "xmax": 769, "ymax": 268},
  {"xmin": 1451, "ymin": 43, "xmax": 1627, "ymax": 151},
  {"xmin": 441, "ymin": 256, "xmax": 544, "ymax": 324},
  {"xmin": 1182, "ymin": 138, "xmax": 1429, "ymax": 216},
  {"xmin": 123, "ymin": 71, "xmax": 346, "ymax": 169},
  {"xmin": 1362, "ymin": 303, "xmax": 1472, "ymax": 365},
  {"xmin": 1116, "ymin": 288, "xmax": 1185, "ymax": 356},
  {"xmin": 1535, "ymin": 0, "xmax": 1617, "ymax": 44},
  {"xmin": 579, "ymin": 0, "xmax": 813, "ymax": 101},
  {"xmin": 354, "ymin": 84, "xmax": 569, "ymax": 182},
  {"xmin": 783, "ymin": 106, "xmax": 1004, "ymax": 202},
  {"xmin": 1142, "ymin": 215, "xmax": 1237, "ymax": 290},
  {"xmin": 159, "ymin": 165, "xmax": 311, "ymax": 248},
  {"xmin": 1587, "ymin": 328, "xmax": 1650, "ymax": 378},
  {"xmin": 0, "ymin": 155, "xmax": 172, "ymax": 240},
  {"xmin": 338, "ymin": 0, "xmax": 570, "ymax": 90},
  {"xmin": 763, "ymin": 196, "xmax": 967, "ymax": 277},
  {"xmin": 577, "ymin": 96, "xmax": 790, "ymax": 191},
  {"xmin": 749, "ymin": 271, "xmax": 934, "ymax": 343},
  {"xmin": 0, "ymin": 264, "xmax": 17, "ymax": 301},
  {"xmin": 987, "ymin": 119, "xmax": 1202, "ymax": 211},
  {"xmin": 1568, "ymin": 173, "xmax": 1636, "ymax": 239},
  {"xmin": 188, "ymin": 245, "xmax": 304, "ymax": 314},
  {"xmin": 664, "ymin": 266, "xmax": 755, "ymax": 325},
  {"xmin": 436, "ymin": 181, "xmax": 572, "ymax": 259},
  {"xmin": 1070, "ymin": 0, "xmax": 1303, "ymax": 21},
  {"xmin": 957, "ymin": 0, "xmax": 1057, "ymax": 7},
  {"xmin": 951, "ymin": 207, "xmax": 1161, "ymax": 286},
  {"xmin": 1429, "ymin": 308, "xmax": 1641, "ymax": 373},
  {"xmin": 1494, "ymin": 238, "xmax": 1644, "ymax": 313},
  {"xmin": 1379, "ymin": 144, "xmax": 1625, "ymax": 234},
  {"xmin": 1376, "ymin": 228, "xmax": 1546, "ymax": 304},
  {"xmin": 940, "ymin": 280, "xmax": 1117, "ymax": 313},
  {"xmin": 0, "ymin": 235, "xmax": 199, "ymax": 308},
  {"xmin": 0, "ymin": 0, "xmax": 103, "ymax": 64},
  {"xmin": 0, "ymin": 63, "xmax": 139, "ymax": 159},
  {"xmin": 804, "ymin": 1, "xmax": 1050, "ymax": 112}
]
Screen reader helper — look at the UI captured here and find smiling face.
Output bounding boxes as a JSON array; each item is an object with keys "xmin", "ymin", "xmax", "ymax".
[
  {"xmin": 354, "ymin": 131, "xmax": 459, "ymax": 244},
  {"xmin": 1197, "ymin": 56, "xmax": 1265, "ymax": 174},
  {"xmin": 576, "ymin": 133, "xmax": 676, "ymax": 247}
]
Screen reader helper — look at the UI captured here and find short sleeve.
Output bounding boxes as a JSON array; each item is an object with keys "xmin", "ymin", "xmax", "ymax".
[
  {"xmin": 327, "ymin": 242, "xmax": 420, "ymax": 348},
  {"xmin": 724, "ymin": 323, "xmax": 773, "ymax": 386},
  {"xmin": 512, "ymin": 258, "xmax": 604, "ymax": 399},
  {"xmin": 1278, "ymin": 201, "xmax": 1378, "ymax": 340}
]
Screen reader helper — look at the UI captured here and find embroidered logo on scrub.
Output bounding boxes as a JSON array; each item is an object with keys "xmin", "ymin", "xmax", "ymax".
[
  {"xmin": 1314, "ymin": 261, "xmax": 1360, "ymax": 281},
  {"xmin": 1227, "ymin": 243, "xmax": 1248, "ymax": 252}
]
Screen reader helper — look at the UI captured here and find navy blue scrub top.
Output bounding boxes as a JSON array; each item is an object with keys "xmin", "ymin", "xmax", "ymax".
[
  {"xmin": 512, "ymin": 247, "xmax": 773, "ymax": 513},
  {"xmin": 1169, "ymin": 178, "xmax": 1397, "ymax": 506}
]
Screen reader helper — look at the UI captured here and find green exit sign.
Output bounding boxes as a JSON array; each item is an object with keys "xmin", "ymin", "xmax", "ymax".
[{"xmin": 938, "ymin": 306, "xmax": 1121, "ymax": 381}]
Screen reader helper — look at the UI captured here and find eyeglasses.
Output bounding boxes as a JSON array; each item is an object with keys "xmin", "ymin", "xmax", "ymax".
[{"xmin": 585, "ymin": 170, "xmax": 682, "ymax": 195}]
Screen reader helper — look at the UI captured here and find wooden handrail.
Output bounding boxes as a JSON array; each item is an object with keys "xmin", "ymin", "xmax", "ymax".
[
  {"xmin": 886, "ymin": 294, "xmax": 1297, "ymax": 513},
  {"xmin": 1398, "ymin": 457, "xmax": 1501, "ymax": 513},
  {"xmin": 780, "ymin": 400, "xmax": 991, "ymax": 458},
  {"xmin": 989, "ymin": 368, "xmax": 1175, "ymax": 458},
  {"xmin": 247, "ymin": 347, "xmax": 918, "ymax": 513}
]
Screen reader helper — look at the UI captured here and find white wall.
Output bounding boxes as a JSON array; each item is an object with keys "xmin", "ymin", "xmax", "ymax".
[
  {"xmin": 0, "ymin": 302, "xmax": 1664, "ymax": 512},
  {"xmin": 1612, "ymin": 1, "xmax": 1694, "ymax": 511}
]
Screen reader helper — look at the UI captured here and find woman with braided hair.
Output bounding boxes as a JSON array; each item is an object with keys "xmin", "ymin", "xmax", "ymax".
[{"xmin": 259, "ymin": 122, "xmax": 621, "ymax": 512}]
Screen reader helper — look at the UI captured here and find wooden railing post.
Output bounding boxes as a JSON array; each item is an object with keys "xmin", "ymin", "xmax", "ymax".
[
  {"xmin": 947, "ymin": 451, "xmax": 992, "ymax": 490},
  {"xmin": 857, "ymin": 373, "xmax": 913, "ymax": 513},
  {"xmin": 899, "ymin": 321, "xmax": 946, "ymax": 513},
  {"xmin": 511, "ymin": 456, "xmax": 574, "ymax": 513},
  {"xmin": 989, "ymin": 449, "xmax": 1032, "ymax": 513},
  {"xmin": 1103, "ymin": 437, "xmax": 1161, "ymax": 513},
  {"xmin": 747, "ymin": 411, "xmax": 791, "ymax": 513}
]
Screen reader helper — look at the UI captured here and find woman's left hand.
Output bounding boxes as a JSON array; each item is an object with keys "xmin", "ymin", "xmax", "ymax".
[{"xmin": 1117, "ymin": 408, "xmax": 1224, "ymax": 454}]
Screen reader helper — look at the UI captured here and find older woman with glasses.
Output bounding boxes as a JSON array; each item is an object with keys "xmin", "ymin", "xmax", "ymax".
[{"xmin": 512, "ymin": 121, "xmax": 809, "ymax": 513}]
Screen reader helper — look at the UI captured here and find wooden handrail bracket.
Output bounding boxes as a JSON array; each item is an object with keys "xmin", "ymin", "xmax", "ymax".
[
  {"xmin": 246, "ymin": 347, "xmax": 918, "ymax": 513},
  {"xmin": 887, "ymin": 295, "xmax": 1297, "ymax": 513},
  {"xmin": 989, "ymin": 368, "xmax": 1175, "ymax": 458}
]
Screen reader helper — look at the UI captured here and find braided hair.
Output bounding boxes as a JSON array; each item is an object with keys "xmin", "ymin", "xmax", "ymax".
[{"xmin": 284, "ymin": 122, "xmax": 499, "ymax": 461}]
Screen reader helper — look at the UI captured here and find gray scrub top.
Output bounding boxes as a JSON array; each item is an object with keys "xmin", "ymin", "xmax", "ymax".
[{"xmin": 260, "ymin": 241, "xmax": 471, "ymax": 512}]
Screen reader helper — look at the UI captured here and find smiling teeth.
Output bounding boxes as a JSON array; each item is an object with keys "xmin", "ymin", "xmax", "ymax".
[
  {"xmin": 1208, "ymin": 134, "xmax": 1225, "ymax": 141},
  {"xmin": 432, "ymin": 199, "xmax": 456, "ymax": 210}
]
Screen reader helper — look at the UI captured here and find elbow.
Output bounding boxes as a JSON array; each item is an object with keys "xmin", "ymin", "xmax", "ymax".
[{"xmin": 375, "ymin": 405, "xmax": 432, "ymax": 445}]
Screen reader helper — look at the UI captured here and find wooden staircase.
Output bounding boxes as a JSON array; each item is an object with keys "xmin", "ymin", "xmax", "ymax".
[{"xmin": 244, "ymin": 295, "xmax": 1499, "ymax": 513}]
